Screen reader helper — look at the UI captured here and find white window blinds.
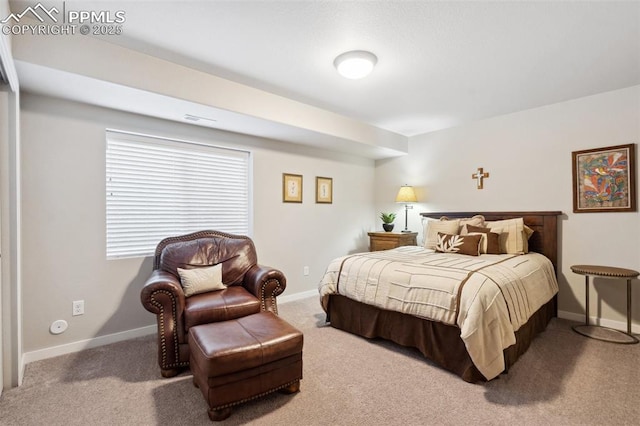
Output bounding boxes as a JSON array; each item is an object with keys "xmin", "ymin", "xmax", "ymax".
[{"xmin": 106, "ymin": 130, "xmax": 251, "ymax": 259}]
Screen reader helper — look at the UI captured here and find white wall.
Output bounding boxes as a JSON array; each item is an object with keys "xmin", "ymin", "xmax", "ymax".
[
  {"xmin": 0, "ymin": 0, "xmax": 22, "ymax": 392},
  {"xmin": 20, "ymin": 93, "xmax": 375, "ymax": 356},
  {"xmin": 375, "ymin": 86, "xmax": 640, "ymax": 329},
  {"xmin": 0, "ymin": 85, "xmax": 22, "ymax": 388}
]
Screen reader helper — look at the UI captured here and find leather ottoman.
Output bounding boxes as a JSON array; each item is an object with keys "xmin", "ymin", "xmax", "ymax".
[{"xmin": 188, "ymin": 311, "xmax": 303, "ymax": 421}]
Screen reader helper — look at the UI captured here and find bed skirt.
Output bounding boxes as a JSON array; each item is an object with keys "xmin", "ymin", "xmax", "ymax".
[{"xmin": 327, "ymin": 294, "xmax": 557, "ymax": 383}]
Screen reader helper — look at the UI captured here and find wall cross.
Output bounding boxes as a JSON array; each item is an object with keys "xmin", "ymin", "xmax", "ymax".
[{"xmin": 471, "ymin": 167, "xmax": 489, "ymax": 189}]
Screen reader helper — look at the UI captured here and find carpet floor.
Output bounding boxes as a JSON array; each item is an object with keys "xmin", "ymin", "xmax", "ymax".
[{"xmin": 1, "ymin": 296, "xmax": 638, "ymax": 425}]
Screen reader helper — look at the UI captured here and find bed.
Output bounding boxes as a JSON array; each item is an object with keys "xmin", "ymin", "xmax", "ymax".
[{"xmin": 319, "ymin": 211, "xmax": 562, "ymax": 382}]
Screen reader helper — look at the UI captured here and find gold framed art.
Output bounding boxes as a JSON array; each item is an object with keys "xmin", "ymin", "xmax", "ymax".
[
  {"xmin": 572, "ymin": 143, "xmax": 636, "ymax": 213},
  {"xmin": 316, "ymin": 176, "xmax": 333, "ymax": 204},
  {"xmin": 283, "ymin": 173, "xmax": 303, "ymax": 203}
]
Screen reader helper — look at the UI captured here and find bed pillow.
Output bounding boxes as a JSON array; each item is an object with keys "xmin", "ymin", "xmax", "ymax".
[
  {"xmin": 523, "ymin": 225, "xmax": 534, "ymax": 253},
  {"xmin": 484, "ymin": 218, "xmax": 526, "ymax": 254},
  {"xmin": 440, "ymin": 215, "xmax": 485, "ymax": 232},
  {"xmin": 177, "ymin": 263, "xmax": 226, "ymax": 297},
  {"xmin": 465, "ymin": 224, "xmax": 501, "ymax": 254},
  {"xmin": 424, "ymin": 219, "xmax": 461, "ymax": 249},
  {"xmin": 435, "ymin": 232, "xmax": 482, "ymax": 256}
]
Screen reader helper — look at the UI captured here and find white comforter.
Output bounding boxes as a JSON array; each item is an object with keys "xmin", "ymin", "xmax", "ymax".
[{"xmin": 319, "ymin": 246, "xmax": 558, "ymax": 380}]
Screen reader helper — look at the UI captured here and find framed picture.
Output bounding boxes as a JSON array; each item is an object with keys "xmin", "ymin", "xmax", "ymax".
[
  {"xmin": 283, "ymin": 173, "xmax": 303, "ymax": 203},
  {"xmin": 572, "ymin": 143, "xmax": 636, "ymax": 213},
  {"xmin": 315, "ymin": 177, "xmax": 333, "ymax": 204}
]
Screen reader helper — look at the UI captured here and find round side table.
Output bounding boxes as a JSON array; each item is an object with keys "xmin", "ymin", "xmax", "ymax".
[{"xmin": 571, "ymin": 264, "xmax": 639, "ymax": 344}]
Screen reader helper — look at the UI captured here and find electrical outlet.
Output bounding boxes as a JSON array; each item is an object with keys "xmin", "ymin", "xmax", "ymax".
[
  {"xmin": 72, "ymin": 300, "xmax": 84, "ymax": 316},
  {"xmin": 303, "ymin": 266, "xmax": 309, "ymax": 276}
]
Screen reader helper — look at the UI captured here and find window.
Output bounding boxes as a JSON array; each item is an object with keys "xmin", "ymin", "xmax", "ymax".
[{"xmin": 106, "ymin": 130, "xmax": 251, "ymax": 259}]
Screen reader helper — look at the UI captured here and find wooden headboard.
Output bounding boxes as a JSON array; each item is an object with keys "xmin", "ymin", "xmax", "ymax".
[{"xmin": 420, "ymin": 211, "xmax": 562, "ymax": 272}]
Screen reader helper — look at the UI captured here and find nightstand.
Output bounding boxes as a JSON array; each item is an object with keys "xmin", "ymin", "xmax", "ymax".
[{"xmin": 367, "ymin": 232, "xmax": 418, "ymax": 251}]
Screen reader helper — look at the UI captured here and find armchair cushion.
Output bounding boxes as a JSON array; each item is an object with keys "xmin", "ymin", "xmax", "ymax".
[{"xmin": 184, "ymin": 286, "xmax": 261, "ymax": 330}]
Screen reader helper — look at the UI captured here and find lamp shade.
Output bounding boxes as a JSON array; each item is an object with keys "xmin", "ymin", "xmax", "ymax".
[{"xmin": 395, "ymin": 185, "xmax": 417, "ymax": 203}]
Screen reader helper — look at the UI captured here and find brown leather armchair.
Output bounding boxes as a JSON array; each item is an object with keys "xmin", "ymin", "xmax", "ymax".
[{"xmin": 140, "ymin": 230, "xmax": 287, "ymax": 377}]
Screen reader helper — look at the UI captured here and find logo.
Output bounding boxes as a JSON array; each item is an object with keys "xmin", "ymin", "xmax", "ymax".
[
  {"xmin": 1, "ymin": 2, "xmax": 58, "ymax": 24},
  {"xmin": 2, "ymin": 1, "xmax": 125, "ymax": 37}
]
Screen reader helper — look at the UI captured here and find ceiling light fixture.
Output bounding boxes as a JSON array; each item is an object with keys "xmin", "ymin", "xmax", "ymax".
[{"xmin": 333, "ymin": 50, "xmax": 377, "ymax": 79}]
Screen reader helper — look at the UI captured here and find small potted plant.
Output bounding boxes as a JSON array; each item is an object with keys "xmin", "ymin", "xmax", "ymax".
[{"xmin": 380, "ymin": 212, "xmax": 396, "ymax": 232}]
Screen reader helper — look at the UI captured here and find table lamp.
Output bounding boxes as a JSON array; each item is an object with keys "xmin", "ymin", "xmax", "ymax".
[{"xmin": 395, "ymin": 185, "xmax": 417, "ymax": 233}]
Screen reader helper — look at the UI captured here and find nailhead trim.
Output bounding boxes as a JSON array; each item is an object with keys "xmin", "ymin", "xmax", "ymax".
[
  {"xmin": 261, "ymin": 279, "xmax": 283, "ymax": 315},
  {"xmin": 210, "ymin": 380, "xmax": 300, "ymax": 411},
  {"xmin": 149, "ymin": 289, "xmax": 188, "ymax": 369}
]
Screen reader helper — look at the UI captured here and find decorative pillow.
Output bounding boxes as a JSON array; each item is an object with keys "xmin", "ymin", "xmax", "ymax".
[
  {"xmin": 484, "ymin": 218, "xmax": 526, "ymax": 254},
  {"xmin": 177, "ymin": 263, "xmax": 226, "ymax": 297},
  {"xmin": 435, "ymin": 232, "xmax": 482, "ymax": 256},
  {"xmin": 440, "ymin": 215, "xmax": 485, "ymax": 233},
  {"xmin": 465, "ymin": 224, "xmax": 501, "ymax": 254},
  {"xmin": 460, "ymin": 222, "xmax": 487, "ymax": 235},
  {"xmin": 424, "ymin": 219, "xmax": 461, "ymax": 249},
  {"xmin": 524, "ymin": 225, "xmax": 534, "ymax": 239},
  {"xmin": 523, "ymin": 225, "xmax": 534, "ymax": 253}
]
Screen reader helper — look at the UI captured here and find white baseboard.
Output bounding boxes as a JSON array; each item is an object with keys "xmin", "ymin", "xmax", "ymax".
[
  {"xmin": 22, "ymin": 324, "xmax": 156, "ymax": 365},
  {"xmin": 558, "ymin": 310, "xmax": 584, "ymax": 323},
  {"xmin": 22, "ymin": 291, "xmax": 318, "ymax": 365},
  {"xmin": 558, "ymin": 310, "xmax": 639, "ymax": 334},
  {"xmin": 278, "ymin": 289, "xmax": 317, "ymax": 304},
  {"xmin": 29, "ymin": 297, "xmax": 630, "ymax": 366}
]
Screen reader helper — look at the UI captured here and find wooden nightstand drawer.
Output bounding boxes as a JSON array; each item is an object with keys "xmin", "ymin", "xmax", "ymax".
[{"xmin": 367, "ymin": 232, "xmax": 418, "ymax": 251}]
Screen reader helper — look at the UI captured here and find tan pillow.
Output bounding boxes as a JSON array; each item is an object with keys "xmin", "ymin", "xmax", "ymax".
[
  {"xmin": 465, "ymin": 225, "xmax": 501, "ymax": 254},
  {"xmin": 524, "ymin": 225, "xmax": 534, "ymax": 239},
  {"xmin": 435, "ymin": 232, "xmax": 482, "ymax": 256},
  {"xmin": 177, "ymin": 264, "xmax": 226, "ymax": 297},
  {"xmin": 442, "ymin": 215, "xmax": 485, "ymax": 233},
  {"xmin": 424, "ymin": 219, "xmax": 461, "ymax": 249},
  {"xmin": 523, "ymin": 225, "xmax": 534, "ymax": 253},
  {"xmin": 485, "ymin": 218, "xmax": 526, "ymax": 254}
]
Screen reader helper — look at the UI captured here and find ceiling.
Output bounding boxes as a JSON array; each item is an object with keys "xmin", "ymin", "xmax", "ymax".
[{"xmin": 9, "ymin": 0, "xmax": 640, "ymax": 137}]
